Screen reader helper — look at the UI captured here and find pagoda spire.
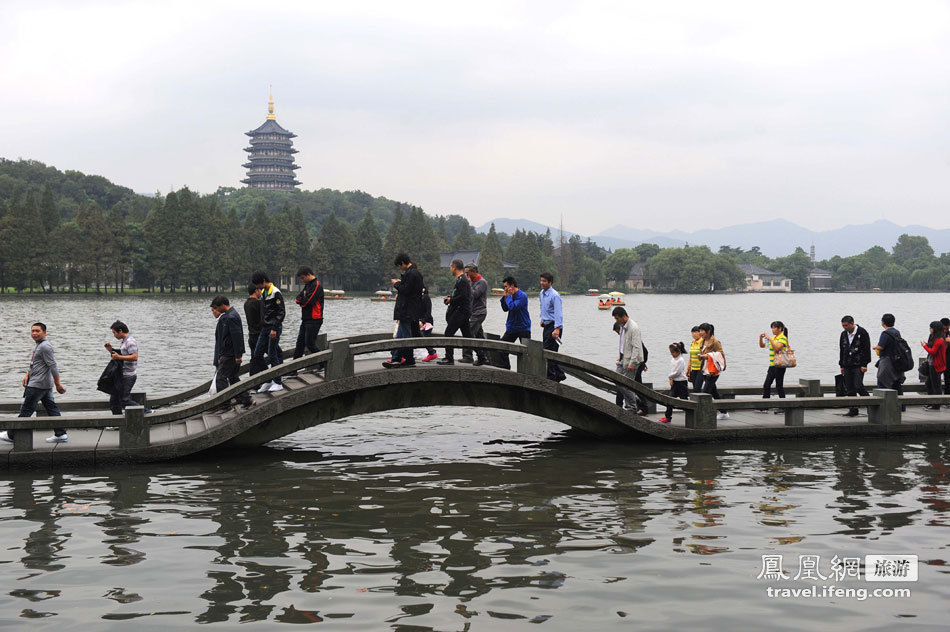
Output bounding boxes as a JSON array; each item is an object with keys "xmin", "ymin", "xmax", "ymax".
[{"xmin": 267, "ymin": 85, "xmax": 276, "ymax": 120}]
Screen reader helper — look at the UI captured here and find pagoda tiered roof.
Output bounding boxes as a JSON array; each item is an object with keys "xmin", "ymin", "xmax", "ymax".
[{"xmin": 245, "ymin": 118, "xmax": 297, "ymax": 137}]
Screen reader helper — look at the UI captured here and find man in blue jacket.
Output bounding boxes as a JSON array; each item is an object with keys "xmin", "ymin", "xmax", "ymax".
[{"xmin": 497, "ymin": 276, "xmax": 530, "ymax": 370}]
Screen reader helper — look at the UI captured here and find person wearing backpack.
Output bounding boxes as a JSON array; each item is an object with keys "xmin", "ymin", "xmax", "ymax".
[{"xmin": 872, "ymin": 313, "xmax": 907, "ymax": 410}]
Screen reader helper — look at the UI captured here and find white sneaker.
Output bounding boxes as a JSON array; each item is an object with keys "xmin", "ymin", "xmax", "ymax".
[
  {"xmin": 0, "ymin": 431, "xmax": 11, "ymax": 443},
  {"xmin": 716, "ymin": 412, "xmax": 730, "ymax": 421},
  {"xmin": 268, "ymin": 382, "xmax": 284, "ymax": 392},
  {"xmin": 257, "ymin": 382, "xmax": 273, "ymax": 393},
  {"xmin": 46, "ymin": 434, "xmax": 68, "ymax": 443}
]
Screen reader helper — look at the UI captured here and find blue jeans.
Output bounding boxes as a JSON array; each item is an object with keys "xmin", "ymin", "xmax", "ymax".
[
  {"xmin": 392, "ymin": 320, "xmax": 419, "ymax": 364},
  {"xmin": 9, "ymin": 386, "xmax": 65, "ymax": 439},
  {"xmin": 251, "ymin": 326, "xmax": 283, "ymax": 384}
]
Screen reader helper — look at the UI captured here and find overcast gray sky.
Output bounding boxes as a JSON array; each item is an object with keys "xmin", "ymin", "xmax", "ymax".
[{"xmin": 2, "ymin": 0, "xmax": 949, "ymax": 234}]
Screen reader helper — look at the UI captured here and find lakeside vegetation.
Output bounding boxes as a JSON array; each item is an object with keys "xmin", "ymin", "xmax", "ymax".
[{"xmin": 0, "ymin": 158, "xmax": 946, "ymax": 294}]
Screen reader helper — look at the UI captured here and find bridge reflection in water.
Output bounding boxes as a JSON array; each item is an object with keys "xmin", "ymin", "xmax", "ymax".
[
  {"xmin": 2, "ymin": 435, "xmax": 944, "ymax": 624},
  {"xmin": 1, "ymin": 332, "xmax": 949, "ymax": 468}
]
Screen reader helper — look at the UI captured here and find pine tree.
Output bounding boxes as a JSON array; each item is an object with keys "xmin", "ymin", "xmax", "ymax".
[
  {"xmin": 382, "ymin": 203, "xmax": 406, "ymax": 275},
  {"xmin": 319, "ymin": 213, "xmax": 356, "ymax": 289},
  {"xmin": 354, "ymin": 210, "xmax": 383, "ymax": 289},
  {"xmin": 106, "ymin": 204, "xmax": 130, "ymax": 292},
  {"xmin": 451, "ymin": 224, "xmax": 476, "ymax": 250},
  {"xmin": 401, "ymin": 207, "xmax": 440, "ymax": 284},
  {"xmin": 76, "ymin": 202, "xmax": 112, "ymax": 291},
  {"xmin": 479, "ymin": 223, "xmax": 504, "ymax": 287},
  {"xmin": 40, "ymin": 183, "xmax": 59, "ymax": 234}
]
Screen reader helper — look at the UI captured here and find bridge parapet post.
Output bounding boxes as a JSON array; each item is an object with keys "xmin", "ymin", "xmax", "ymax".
[
  {"xmin": 686, "ymin": 393, "xmax": 716, "ymax": 429},
  {"xmin": 518, "ymin": 339, "xmax": 546, "ymax": 378},
  {"xmin": 317, "ymin": 333, "xmax": 328, "ymax": 352},
  {"xmin": 868, "ymin": 389, "xmax": 901, "ymax": 425},
  {"xmin": 131, "ymin": 391, "xmax": 148, "ymax": 410},
  {"xmin": 641, "ymin": 382, "xmax": 658, "ymax": 414},
  {"xmin": 797, "ymin": 379, "xmax": 822, "ymax": 398},
  {"xmin": 120, "ymin": 406, "xmax": 149, "ymax": 449},
  {"xmin": 327, "ymin": 339, "xmax": 354, "ymax": 381},
  {"xmin": 13, "ymin": 428, "xmax": 33, "ymax": 452}
]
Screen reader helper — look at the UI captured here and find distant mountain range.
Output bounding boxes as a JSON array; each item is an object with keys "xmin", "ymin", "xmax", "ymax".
[{"xmin": 476, "ymin": 218, "xmax": 948, "ymax": 259}]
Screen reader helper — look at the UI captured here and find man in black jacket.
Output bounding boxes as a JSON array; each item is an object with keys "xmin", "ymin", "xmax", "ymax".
[
  {"xmin": 438, "ymin": 259, "xmax": 473, "ymax": 365},
  {"xmin": 250, "ymin": 270, "xmax": 286, "ymax": 392},
  {"xmin": 839, "ymin": 314, "xmax": 871, "ymax": 416},
  {"xmin": 384, "ymin": 253, "xmax": 424, "ymax": 368},
  {"xmin": 293, "ymin": 265, "xmax": 324, "ymax": 364},
  {"xmin": 211, "ymin": 295, "xmax": 253, "ymax": 410}
]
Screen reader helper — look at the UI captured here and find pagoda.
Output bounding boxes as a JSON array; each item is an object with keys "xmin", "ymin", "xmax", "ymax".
[{"xmin": 242, "ymin": 90, "xmax": 301, "ymax": 190}]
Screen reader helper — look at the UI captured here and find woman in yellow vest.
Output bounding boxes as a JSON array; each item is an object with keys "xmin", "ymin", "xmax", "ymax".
[
  {"xmin": 759, "ymin": 320, "xmax": 789, "ymax": 413},
  {"xmin": 687, "ymin": 325, "xmax": 704, "ymax": 393}
]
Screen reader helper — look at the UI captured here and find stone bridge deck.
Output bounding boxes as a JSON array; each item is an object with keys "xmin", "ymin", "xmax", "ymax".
[{"xmin": 1, "ymin": 333, "xmax": 948, "ymax": 469}]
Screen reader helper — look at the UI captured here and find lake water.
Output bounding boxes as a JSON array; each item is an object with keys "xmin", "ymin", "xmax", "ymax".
[{"xmin": 0, "ymin": 292, "xmax": 947, "ymax": 629}]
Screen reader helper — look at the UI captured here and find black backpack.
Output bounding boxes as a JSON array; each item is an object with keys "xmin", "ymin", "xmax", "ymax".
[{"xmin": 885, "ymin": 330, "xmax": 915, "ymax": 373}]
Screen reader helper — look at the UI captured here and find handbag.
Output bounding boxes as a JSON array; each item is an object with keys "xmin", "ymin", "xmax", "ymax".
[{"xmin": 775, "ymin": 347, "xmax": 797, "ymax": 368}]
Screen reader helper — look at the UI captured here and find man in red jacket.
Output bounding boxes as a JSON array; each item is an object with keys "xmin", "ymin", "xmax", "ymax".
[{"xmin": 293, "ymin": 266, "xmax": 324, "ymax": 368}]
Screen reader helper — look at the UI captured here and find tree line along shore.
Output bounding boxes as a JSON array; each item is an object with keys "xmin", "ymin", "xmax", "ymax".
[{"xmin": 0, "ymin": 158, "xmax": 946, "ymax": 295}]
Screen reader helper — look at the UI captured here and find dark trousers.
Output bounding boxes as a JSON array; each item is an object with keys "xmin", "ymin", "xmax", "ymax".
[
  {"xmin": 462, "ymin": 314, "xmax": 488, "ymax": 362},
  {"xmin": 702, "ymin": 374, "xmax": 726, "ymax": 413},
  {"xmin": 634, "ymin": 363, "xmax": 648, "ymax": 412},
  {"xmin": 762, "ymin": 365, "xmax": 787, "ymax": 399},
  {"xmin": 943, "ymin": 368, "xmax": 950, "ymax": 395},
  {"xmin": 396, "ymin": 319, "xmax": 421, "ymax": 364},
  {"xmin": 665, "ymin": 380, "xmax": 690, "ymax": 418},
  {"xmin": 110, "ymin": 374, "xmax": 139, "ymax": 415},
  {"xmin": 293, "ymin": 320, "xmax": 322, "ymax": 360},
  {"xmin": 10, "ymin": 387, "xmax": 65, "ymax": 439},
  {"xmin": 497, "ymin": 329, "xmax": 530, "ymax": 369},
  {"xmin": 444, "ymin": 315, "xmax": 472, "ymax": 361},
  {"xmin": 926, "ymin": 364, "xmax": 942, "ymax": 409},
  {"xmin": 216, "ymin": 357, "xmax": 252, "ymax": 406},
  {"xmin": 251, "ymin": 326, "xmax": 283, "ymax": 384},
  {"xmin": 248, "ymin": 333, "xmax": 259, "ymax": 356},
  {"xmin": 690, "ymin": 371, "xmax": 705, "ymax": 393},
  {"xmin": 542, "ymin": 322, "xmax": 566, "ymax": 382},
  {"xmin": 841, "ymin": 366, "xmax": 869, "ymax": 414}
]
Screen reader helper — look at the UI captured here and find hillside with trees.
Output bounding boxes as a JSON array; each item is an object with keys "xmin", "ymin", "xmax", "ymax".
[{"xmin": 1, "ymin": 159, "xmax": 947, "ymax": 294}]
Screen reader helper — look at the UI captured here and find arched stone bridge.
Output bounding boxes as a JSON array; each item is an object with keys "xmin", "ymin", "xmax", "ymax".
[{"xmin": 1, "ymin": 333, "xmax": 948, "ymax": 468}]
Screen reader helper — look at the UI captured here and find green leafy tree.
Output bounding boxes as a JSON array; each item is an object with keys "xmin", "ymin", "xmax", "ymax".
[
  {"xmin": 602, "ymin": 248, "xmax": 641, "ymax": 287},
  {"xmin": 892, "ymin": 234, "xmax": 934, "ymax": 268},
  {"xmin": 771, "ymin": 247, "xmax": 812, "ymax": 292}
]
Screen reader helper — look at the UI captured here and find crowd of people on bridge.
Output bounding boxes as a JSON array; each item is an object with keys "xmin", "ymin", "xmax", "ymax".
[{"xmin": 4, "ymin": 250, "xmax": 950, "ymax": 444}]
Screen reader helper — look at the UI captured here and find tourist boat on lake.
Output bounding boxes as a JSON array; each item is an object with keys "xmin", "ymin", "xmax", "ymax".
[
  {"xmin": 490, "ymin": 287, "xmax": 505, "ymax": 296},
  {"xmin": 326, "ymin": 290, "xmax": 353, "ymax": 300},
  {"xmin": 586, "ymin": 288, "xmax": 600, "ymax": 296},
  {"xmin": 370, "ymin": 290, "xmax": 395, "ymax": 302},
  {"xmin": 597, "ymin": 294, "xmax": 612, "ymax": 310},
  {"xmin": 608, "ymin": 291, "xmax": 626, "ymax": 306}
]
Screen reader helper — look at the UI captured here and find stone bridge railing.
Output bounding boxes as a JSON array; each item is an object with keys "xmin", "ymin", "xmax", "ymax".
[{"xmin": 0, "ymin": 331, "xmax": 941, "ymax": 453}]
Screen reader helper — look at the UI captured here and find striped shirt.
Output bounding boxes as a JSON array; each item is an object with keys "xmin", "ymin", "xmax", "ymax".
[
  {"xmin": 769, "ymin": 333, "xmax": 788, "ymax": 367},
  {"xmin": 689, "ymin": 339, "xmax": 702, "ymax": 371}
]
